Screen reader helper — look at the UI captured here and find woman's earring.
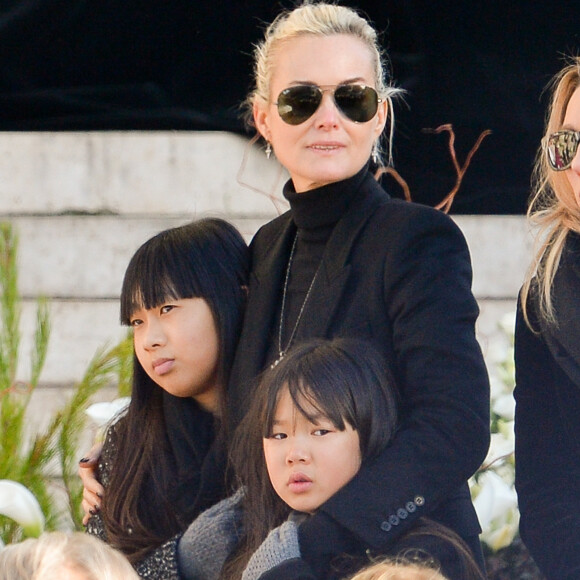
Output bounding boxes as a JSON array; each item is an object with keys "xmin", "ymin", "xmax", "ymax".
[
  {"xmin": 265, "ymin": 142, "xmax": 272, "ymax": 159},
  {"xmin": 371, "ymin": 142, "xmax": 380, "ymax": 165}
]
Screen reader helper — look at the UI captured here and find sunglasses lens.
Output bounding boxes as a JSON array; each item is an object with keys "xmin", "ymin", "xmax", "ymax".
[
  {"xmin": 277, "ymin": 86, "xmax": 322, "ymax": 125},
  {"xmin": 547, "ymin": 131, "xmax": 579, "ymax": 171},
  {"xmin": 276, "ymin": 85, "xmax": 380, "ymax": 125},
  {"xmin": 334, "ymin": 85, "xmax": 379, "ymax": 123}
]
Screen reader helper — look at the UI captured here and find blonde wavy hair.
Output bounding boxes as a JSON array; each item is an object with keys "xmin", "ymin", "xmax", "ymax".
[
  {"xmin": 244, "ymin": 1, "xmax": 403, "ymax": 165},
  {"xmin": 0, "ymin": 531, "xmax": 139, "ymax": 580},
  {"xmin": 521, "ymin": 56, "xmax": 580, "ymax": 326},
  {"xmin": 348, "ymin": 558, "xmax": 449, "ymax": 580}
]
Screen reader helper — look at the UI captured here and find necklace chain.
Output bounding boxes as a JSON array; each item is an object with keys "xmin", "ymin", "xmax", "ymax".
[{"xmin": 272, "ymin": 234, "xmax": 320, "ymax": 368}]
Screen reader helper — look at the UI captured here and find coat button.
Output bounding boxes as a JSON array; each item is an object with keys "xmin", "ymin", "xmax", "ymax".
[
  {"xmin": 406, "ymin": 501, "xmax": 416, "ymax": 513},
  {"xmin": 388, "ymin": 514, "xmax": 400, "ymax": 526},
  {"xmin": 397, "ymin": 508, "xmax": 408, "ymax": 519},
  {"xmin": 380, "ymin": 521, "xmax": 392, "ymax": 532},
  {"xmin": 414, "ymin": 495, "xmax": 425, "ymax": 506}
]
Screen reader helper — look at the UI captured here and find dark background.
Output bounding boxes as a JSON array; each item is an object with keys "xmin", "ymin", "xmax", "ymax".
[{"xmin": 0, "ymin": 1, "xmax": 578, "ymax": 214}]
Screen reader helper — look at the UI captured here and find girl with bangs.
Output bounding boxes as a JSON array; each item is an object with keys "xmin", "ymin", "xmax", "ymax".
[
  {"xmin": 82, "ymin": 218, "xmax": 249, "ymax": 578},
  {"xmin": 178, "ymin": 338, "xmax": 483, "ymax": 580}
]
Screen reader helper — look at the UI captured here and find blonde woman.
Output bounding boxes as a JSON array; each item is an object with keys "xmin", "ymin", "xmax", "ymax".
[
  {"xmin": 226, "ymin": 2, "xmax": 489, "ymax": 579},
  {"xmin": 514, "ymin": 57, "xmax": 580, "ymax": 580}
]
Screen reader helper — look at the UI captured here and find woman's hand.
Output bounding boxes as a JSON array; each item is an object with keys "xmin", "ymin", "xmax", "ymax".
[{"xmin": 78, "ymin": 443, "xmax": 104, "ymax": 525}]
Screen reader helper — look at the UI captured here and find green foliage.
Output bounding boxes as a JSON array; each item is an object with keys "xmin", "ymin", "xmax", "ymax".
[
  {"xmin": 59, "ymin": 335, "xmax": 132, "ymax": 530},
  {"xmin": 0, "ymin": 222, "xmax": 132, "ymax": 542}
]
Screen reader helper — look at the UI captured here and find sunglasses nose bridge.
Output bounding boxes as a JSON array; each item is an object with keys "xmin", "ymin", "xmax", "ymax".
[{"xmin": 314, "ymin": 87, "xmax": 342, "ymax": 120}]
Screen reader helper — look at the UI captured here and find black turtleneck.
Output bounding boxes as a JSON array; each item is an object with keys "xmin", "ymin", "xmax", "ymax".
[{"xmin": 270, "ymin": 164, "xmax": 370, "ymax": 360}]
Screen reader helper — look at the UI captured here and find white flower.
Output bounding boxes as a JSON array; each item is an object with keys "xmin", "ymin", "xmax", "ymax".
[
  {"xmin": 472, "ymin": 471, "xmax": 519, "ymax": 551},
  {"xmin": 492, "ymin": 393, "xmax": 516, "ymax": 421},
  {"xmin": 484, "ymin": 512, "xmax": 520, "ymax": 552},
  {"xmin": 85, "ymin": 397, "xmax": 130, "ymax": 427},
  {"xmin": 0, "ymin": 480, "xmax": 45, "ymax": 537},
  {"xmin": 489, "ymin": 375, "xmax": 509, "ymax": 400},
  {"xmin": 484, "ymin": 427, "xmax": 515, "ymax": 468},
  {"xmin": 470, "ymin": 309, "xmax": 520, "ymax": 553}
]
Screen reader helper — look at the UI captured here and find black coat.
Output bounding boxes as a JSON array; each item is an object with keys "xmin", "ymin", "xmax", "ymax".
[
  {"xmin": 514, "ymin": 232, "xmax": 580, "ymax": 580},
  {"xmin": 228, "ymin": 171, "xmax": 490, "ymax": 578}
]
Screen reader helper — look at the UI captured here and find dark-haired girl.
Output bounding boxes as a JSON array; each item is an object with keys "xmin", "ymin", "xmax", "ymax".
[
  {"xmin": 82, "ymin": 218, "xmax": 249, "ymax": 578},
  {"xmin": 178, "ymin": 338, "xmax": 484, "ymax": 580}
]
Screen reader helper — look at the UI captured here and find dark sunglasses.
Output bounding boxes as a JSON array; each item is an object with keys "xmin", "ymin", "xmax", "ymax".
[
  {"xmin": 546, "ymin": 129, "xmax": 580, "ymax": 171},
  {"xmin": 275, "ymin": 84, "xmax": 381, "ymax": 125}
]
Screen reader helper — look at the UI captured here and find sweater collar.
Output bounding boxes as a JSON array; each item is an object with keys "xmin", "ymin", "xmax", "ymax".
[{"xmin": 283, "ymin": 163, "xmax": 370, "ymax": 231}]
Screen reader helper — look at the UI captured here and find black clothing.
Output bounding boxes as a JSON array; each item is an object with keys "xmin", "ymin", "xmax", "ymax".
[
  {"xmin": 86, "ymin": 394, "xmax": 227, "ymax": 579},
  {"xmin": 228, "ymin": 168, "xmax": 490, "ymax": 579},
  {"xmin": 514, "ymin": 232, "xmax": 580, "ymax": 580}
]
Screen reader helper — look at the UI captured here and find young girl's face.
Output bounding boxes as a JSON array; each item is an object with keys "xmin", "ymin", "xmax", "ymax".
[
  {"xmin": 263, "ymin": 387, "xmax": 362, "ymax": 514},
  {"xmin": 130, "ymin": 297, "xmax": 221, "ymax": 413}
]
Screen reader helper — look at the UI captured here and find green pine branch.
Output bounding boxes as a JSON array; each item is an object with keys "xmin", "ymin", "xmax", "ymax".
[{"xmin": 0, "ymin": 222, "xmax": 133, "ymax": 542}]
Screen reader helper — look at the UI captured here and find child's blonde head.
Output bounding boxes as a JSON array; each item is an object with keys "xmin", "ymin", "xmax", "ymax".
[{"xmin": 0, "ymin": 531, "xmax": 139, "ymax": 580}]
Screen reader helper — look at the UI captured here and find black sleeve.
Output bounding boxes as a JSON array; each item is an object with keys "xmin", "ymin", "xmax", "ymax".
[
  {"xmin": 514, "ymin": 293, "xmax": 580, "ymax": 580},
  {"xmin": 301, "ymin": 208, "xmax": 489, "ymax": 569}
]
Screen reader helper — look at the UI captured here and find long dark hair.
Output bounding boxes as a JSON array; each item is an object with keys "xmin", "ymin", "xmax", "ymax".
[
  {"xmin": 222, "ymin": 337, "xmax": 399, "ymax": 579},
  {"xmin": 102, "ymin": 218, "xmax": 249, "ymax": 562}
]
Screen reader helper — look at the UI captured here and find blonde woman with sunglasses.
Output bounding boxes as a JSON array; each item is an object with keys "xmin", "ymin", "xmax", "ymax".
[
  {"xmin": 224, "ymin": 3, "xmax": 490, "ymax": 579},
  {"xmin": 515, "ymin": 57, "xmax": 580, "ymax": 580},
  {"xmin": 79, "ymin": 3, "xmax": 489, "ymax": 578}
]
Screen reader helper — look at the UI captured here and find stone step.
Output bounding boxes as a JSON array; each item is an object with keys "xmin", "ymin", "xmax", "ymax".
[
  {"xmin": 0, "ymin": 131, "xmax": 288, "ymax": 216},
  {"xmin": 7, "ymin": 214, "xmax": 532, "ymax": 299}
]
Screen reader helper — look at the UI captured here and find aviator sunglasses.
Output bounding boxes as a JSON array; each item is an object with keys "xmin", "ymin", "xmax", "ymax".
[
  {"xmin": 275, "ymin": 84, "xmax": 381, "ymax": 125},
  {"xmin": 546, "ymin": 129, "xmax": 580, "ymax": 171}
]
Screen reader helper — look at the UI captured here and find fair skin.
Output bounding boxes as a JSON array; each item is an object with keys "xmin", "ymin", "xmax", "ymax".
[
  {"xmin": 79, "ymin": 297, "xmax": 220, "ymax": 523},
  {"xmin": 263, "ymin": 388, "xmax": 361, "ymax": 514},
  {"xmin": 253, "ymin": 34, "xmax": 387, "ymax": 193},
  {"xmin": 130, "ymin": 297, "xmax": 220, "ymax": 412},
  {"xmin": 563, "ymin": 86, "xmax": 580, "ymax": 206}
]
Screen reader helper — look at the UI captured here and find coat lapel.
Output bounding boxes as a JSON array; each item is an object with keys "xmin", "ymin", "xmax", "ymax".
[
  {"xmin": 241, "ymin": 216, "xmax": 295, "ymax": 368},
  {"xmin": 228, "ymin": 215, "xmax": 295, "ymax": 423}
]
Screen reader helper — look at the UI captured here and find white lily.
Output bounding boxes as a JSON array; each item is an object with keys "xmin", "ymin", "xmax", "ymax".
[
  {"xmin": 85, "ymin": 397, "xmax": 130, "ymax": 427},
  {"xmin": 472, "ymin": 471, "xmax": 519, "ymax": 551},
  {"xmin": 0, "ymin": 480, "xmax": 45, "ymax": 537}
]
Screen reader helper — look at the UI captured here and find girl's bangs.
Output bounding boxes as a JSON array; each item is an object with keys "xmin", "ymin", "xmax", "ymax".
[{"xmin": 120, "ymin": 258, "xmax": 201, "ymax": 324}]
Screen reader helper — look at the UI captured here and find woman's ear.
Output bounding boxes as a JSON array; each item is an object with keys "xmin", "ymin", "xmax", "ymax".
[
  {"xmin": 373, "ymin": 99, "xmax": 389, "ymax": 139},
  {"xmin": 253, "ymin": 100, "xmax": 272, "ymax": 143}
]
